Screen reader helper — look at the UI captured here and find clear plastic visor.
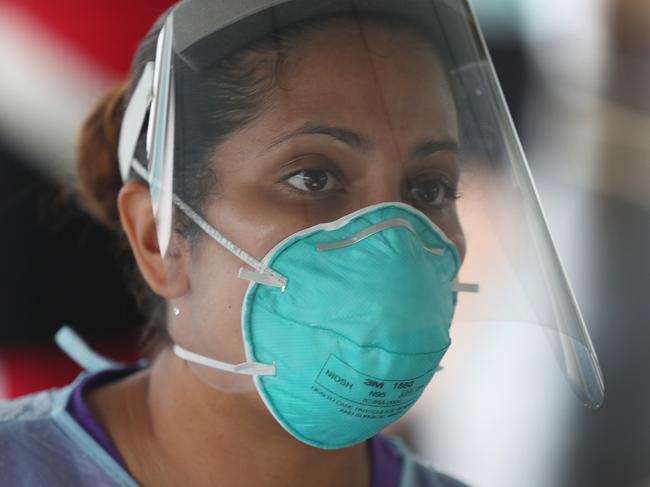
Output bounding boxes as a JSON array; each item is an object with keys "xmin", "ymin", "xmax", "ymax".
[{"xmin": 129, "ymin": 0, "xmax": 603, "ymax": 406}]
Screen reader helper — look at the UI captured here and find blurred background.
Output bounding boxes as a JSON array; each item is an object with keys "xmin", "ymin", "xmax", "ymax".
[{"xmin": 0, "ymin": 1, "xmax": 647, "ymax": 486}]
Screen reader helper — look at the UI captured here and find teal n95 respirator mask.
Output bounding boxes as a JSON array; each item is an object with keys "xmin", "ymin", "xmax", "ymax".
[
  {"xmin": 169, "ymin": 201, "xmax": 466, "ymax": 449},
  {"xmin": 118, "ymin": 0, "xmax": 605, "ymax": 451}
]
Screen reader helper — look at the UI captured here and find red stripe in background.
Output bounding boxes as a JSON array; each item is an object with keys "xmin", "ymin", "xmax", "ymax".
[
  {"xmin": 0, "ymin": 0, "xmax": 174, "ymax": 398},
  {"xmin": 0, "ymin": 0, "xmax": 177, "ymax": 78},
  {"xmin": 0, "ymin": 340, "xmax": 142, "ymax": 398},
  {"xmin": 0, "ymin": 346, "xmax": 82, "ymax": 398}
]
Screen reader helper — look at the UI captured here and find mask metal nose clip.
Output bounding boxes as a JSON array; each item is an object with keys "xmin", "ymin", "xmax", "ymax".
[{"xmin": 316, "ymin": 218, "xmax": 445, "ymax": 255}]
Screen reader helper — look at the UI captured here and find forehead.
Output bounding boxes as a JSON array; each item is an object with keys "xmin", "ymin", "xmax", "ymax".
[{"xmin": 263, "ymin": 21, "xmax": 457, "ymax": 140}]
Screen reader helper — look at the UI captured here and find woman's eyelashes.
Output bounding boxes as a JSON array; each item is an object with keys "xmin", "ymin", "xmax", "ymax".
[
  {"xmin": 285, "ymin": 168, "xmax": 343, "ymax": 193},
  {"xmin": 408, "ymin": 177, "xmax": 460, "ymax": 209},
  {"xmin": 278, "ymin": 154, "xmax": 460, "ymax": 210}
]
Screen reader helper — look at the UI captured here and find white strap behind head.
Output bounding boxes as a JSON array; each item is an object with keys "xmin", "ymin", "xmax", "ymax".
[
  {"xmin": 452, "ymin": 279, "xmax": 480, "ymax": 293},
  {"xmin": 173, "ymin": 344, "xmax": 276, "ymax": 376}
]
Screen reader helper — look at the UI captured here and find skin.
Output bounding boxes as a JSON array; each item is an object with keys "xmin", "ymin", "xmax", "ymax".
[{"xmin": 89, "ymin": 21, "xmax": 466, "ymax": 487}]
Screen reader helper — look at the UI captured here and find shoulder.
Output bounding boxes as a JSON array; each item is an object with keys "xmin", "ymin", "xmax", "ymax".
[
  {"xmin": 0, "ymin": 388, "xmax": 58, "ymax": 422},
  {"xmin": 0, "ymin": 385, "xmax": 122, "ymax": 486},
  {"xmin": 408, "ymin": 463, "xmax": 470, "ymax": 487},
  {"xmin": 387, "ymin": 437, "xmax": 471, "ymax": 487},
  {"xmin": 0, "ymin": 389, "xmax": 70, "ymax": 484}
]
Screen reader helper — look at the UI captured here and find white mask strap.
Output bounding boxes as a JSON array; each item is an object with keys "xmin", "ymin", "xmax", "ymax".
[
  {"xmin": 173, "ymin": 344, "xmax": 276, "ymax": 376},
  {"xmin": 171, "ymin": 196, "xmax": 287, "ymax": 289},
  {"xmin": 130, "ymin": 159, "xmax": 288, "ymax": 291},
  {"xmin": 452, "ymin": 279, "xmax": 480, "ymax": 293}
]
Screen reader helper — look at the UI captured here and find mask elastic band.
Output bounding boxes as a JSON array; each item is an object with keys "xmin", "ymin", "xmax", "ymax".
[
  {"xmin": 173, "ymin": 344, "xmax": 276, "ymax": 376},
  {"xmin": 130, "ymin": 159, "xmax": 288, "ymax": 290},
  {"xmin": 452, "ymin": 280, "xmax": 480, "ymax": 293},
  {"xmin": 238, "ymin": 268, "xmax": 287, "ymax": 291}
]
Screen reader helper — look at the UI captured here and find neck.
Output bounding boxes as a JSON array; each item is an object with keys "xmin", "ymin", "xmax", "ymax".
[{"xmin": 89, "ymin": 349, "xmax": 371, "ymax": 487}]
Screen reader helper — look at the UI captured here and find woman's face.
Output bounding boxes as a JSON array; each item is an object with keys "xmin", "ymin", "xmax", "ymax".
[{"xmin": 170, "ymin": 22, "xmax": 465, "ymax": 377}]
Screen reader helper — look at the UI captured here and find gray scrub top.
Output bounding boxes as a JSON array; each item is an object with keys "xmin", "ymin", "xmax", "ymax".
[{"xmin": 0, "ymin": 371, "xmax": 468, "ymax": 487}]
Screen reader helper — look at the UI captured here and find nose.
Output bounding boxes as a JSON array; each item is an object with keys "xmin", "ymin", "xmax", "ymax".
[
  {"xmin": 358, "ymin": 184, "xmax": 403, "ymax": 208},
  {"xmin": 354, "ymin": 166, "xmax": 405, "ymax": 208}
]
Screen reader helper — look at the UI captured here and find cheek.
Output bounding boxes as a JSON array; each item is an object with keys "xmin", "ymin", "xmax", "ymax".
[
  {"xmin": 168, "ymin": 239, "xmax": 250, "ymax": 363},
  {"xmin": 190, "ymin": 238, "xmax": 250, "ymax": 306},
  {"xmin": 435, "ymin": 207, "xmax": 466, "ymax": 264},
  {"xmin": 450, "ymin": 228, "xmax": 466, "ymax": 264},
  {"xmin": 168, "ymin": 194, "xmax": 315, "ymax": 364},
  {"xmin": 177, "ymin": 194, "xmax": 314, "ymax": 325},
  {"xmin": 216, "ymin": 210, "xmax": 294, "ymax": 258},
  {"xmin": 206, "ymin": 185, "xmax": 326, "ymax": 257}
]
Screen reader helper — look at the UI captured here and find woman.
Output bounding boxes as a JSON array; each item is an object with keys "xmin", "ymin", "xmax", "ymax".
[{"xmin": 0, "ymin": 1, "xmax": 603, "ymax": 486}]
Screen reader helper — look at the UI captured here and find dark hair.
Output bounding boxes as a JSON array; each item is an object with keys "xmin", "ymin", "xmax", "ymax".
[{"xmin": 76, "ymin": 10, "xmax": 448, "ymax": 354}]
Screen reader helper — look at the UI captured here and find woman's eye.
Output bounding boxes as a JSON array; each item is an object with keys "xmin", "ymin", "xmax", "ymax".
[
  {"xmin": 410, "ymin": 179, "xmax": 459, "ymax": 208},
  {"xmin": 286, "ymin": 169, "xmax": 342, "ymax": 192}
]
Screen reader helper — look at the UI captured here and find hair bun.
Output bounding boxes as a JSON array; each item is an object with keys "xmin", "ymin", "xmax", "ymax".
[{"xmin": 76, "ymin": 84, "xmax": 129, "ymax": 229}]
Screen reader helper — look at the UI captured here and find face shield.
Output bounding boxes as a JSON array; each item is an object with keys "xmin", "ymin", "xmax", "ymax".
[{"xmin": 118, "ymin": 0, "xmax": 603, "ymax": 442}]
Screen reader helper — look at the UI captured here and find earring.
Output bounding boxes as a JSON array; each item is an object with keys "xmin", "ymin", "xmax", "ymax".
[{"xmin": 173, "ymin": 306, "xmax": 181, "ymax": 316}]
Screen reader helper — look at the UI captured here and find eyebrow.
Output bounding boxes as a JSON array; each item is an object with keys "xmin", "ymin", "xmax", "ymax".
[
  {"xmin": 411, "ymin": 139, "xmax": 459, "ymax": 159},
  {"xmin": 267, "ymin": 122, "xmax": 372, "ymax": 152},
  {"xmin": 268, "ymin": 121, "xmax": 458, "ymax": 159}
]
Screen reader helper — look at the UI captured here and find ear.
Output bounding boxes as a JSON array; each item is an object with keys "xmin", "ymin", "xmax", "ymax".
[{"xmin": 118, "ymin": 181, "xmax": 189, "ymax": 298}]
